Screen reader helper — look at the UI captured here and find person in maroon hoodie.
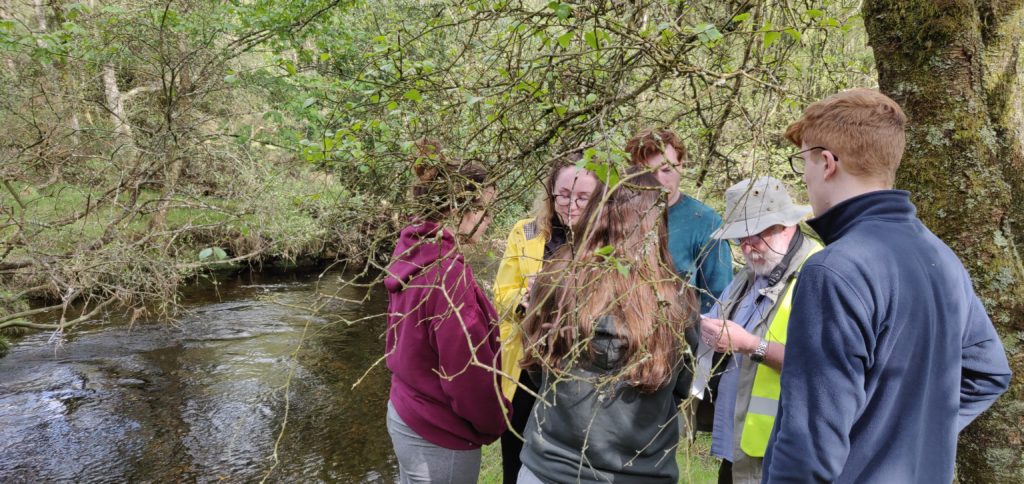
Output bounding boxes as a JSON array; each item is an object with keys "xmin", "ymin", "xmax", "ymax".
[{"xmin": 384, "ymin": 139, "xmax": 509, "ymax": 483}]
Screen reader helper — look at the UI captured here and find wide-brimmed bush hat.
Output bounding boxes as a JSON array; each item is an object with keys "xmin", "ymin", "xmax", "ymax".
[{"xmin": 711, "ymin": 176, "xmax": 811, "ymax": 240}]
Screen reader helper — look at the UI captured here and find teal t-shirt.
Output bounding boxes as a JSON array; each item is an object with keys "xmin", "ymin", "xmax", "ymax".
[{"xmin": 666, "ymin": 195, "xmax": 733, "ymax": 312}]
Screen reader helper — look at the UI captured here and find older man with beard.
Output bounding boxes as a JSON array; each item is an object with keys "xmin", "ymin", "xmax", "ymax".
[{"xmin": 689, "ymin": 176, "xmax": 821, "ymax": 484}]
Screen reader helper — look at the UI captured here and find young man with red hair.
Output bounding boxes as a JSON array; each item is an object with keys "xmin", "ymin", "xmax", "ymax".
[{"xmin": 762, "ymin": 88, "xmax": 1011, "ymax": 483}]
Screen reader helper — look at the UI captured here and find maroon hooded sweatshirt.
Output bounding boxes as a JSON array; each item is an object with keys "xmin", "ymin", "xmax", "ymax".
[{"xmin": 384, "ymin": 220, "xmax": 509, "ymax": 450}]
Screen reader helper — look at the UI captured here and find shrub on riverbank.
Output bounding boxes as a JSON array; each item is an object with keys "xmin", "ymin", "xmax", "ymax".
[{"xmin": 0, "ymin": 161, "xmax": 401, "ymax": 331}]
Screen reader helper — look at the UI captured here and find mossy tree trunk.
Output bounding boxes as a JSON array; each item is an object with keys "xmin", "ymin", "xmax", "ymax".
[{"xmin": 863, "ymin": 0, "xmax": 1024, "ymax": 480}]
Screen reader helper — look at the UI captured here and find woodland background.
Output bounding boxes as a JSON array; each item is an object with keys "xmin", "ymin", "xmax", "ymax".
[{"xmin": 0, "ymin": 1, "xmax": 1020, "ymax": 480}]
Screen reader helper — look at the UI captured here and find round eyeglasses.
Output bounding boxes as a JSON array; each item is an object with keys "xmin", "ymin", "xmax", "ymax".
[
  {"xmin": 788, "ymin": 146, "xmax": 839, "ymax": 175},
  {"xmin": 552, "ymin": 194, "xmax": 590, "ymax": 208}
]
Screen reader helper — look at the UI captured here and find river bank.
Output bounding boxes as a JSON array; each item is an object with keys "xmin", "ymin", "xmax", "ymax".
[{"xmin": 0, "ymin": 165, "xmax": 406, "ymax": 355}]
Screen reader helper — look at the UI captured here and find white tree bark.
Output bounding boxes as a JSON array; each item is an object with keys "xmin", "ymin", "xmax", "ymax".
[
  {"xmin": 0, "ymin": 0, "xmax": 16, "ymax": 70},
  {"xmin": 32, "ymin": 0, "xmax": 46, "ymax": 31},
  {"xmin": 103, "ymin": 63, "xmax": 132, "ymax": 137}
]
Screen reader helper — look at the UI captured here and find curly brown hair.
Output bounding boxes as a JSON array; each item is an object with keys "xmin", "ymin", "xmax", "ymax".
[{"xmin": 409, "ymin": 138, "xmax": 492, "ymax": 221}]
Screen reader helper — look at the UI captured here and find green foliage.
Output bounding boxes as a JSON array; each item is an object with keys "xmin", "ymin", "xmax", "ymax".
[
  {"xmin": 198, "ymin": 247, "xmax": 228, "ymax": 262},
  {"xmin": 0, "ymin": 0, "xmax": 876, "ymax": 332}
]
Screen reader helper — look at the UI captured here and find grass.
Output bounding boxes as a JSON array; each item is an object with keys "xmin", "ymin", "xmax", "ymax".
[{"xmin": 478, "ymin": 433, "xmax": 719, "ymax": 483}]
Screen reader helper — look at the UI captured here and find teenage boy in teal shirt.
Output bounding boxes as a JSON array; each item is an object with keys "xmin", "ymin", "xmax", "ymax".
[{"xmin": 626, "ymin": 128, "xmax": 733, "ymax": 312}]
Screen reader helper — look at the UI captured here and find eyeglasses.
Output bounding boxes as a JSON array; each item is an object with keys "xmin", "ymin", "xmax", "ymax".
[
  {"xmin": 736, "ymin": 225, "xmax": 784, "ymax": 247},
  {"xmin": 738, "ymin": 233, "xmax": 766, "ymax": 247},
  {"xmin": 788, "ymin": 146, "xmax": 839, "ymax": 175},
  {"xmin": 552, "ymin": 194, "xmax": 590, "ymax": 208}
]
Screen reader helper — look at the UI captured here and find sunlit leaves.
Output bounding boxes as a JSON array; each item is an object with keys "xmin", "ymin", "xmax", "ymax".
[
  {"xmin": 582, "ymin": 148, "xmax": 621, "ymax": 189},
  {"xmin": 690, "ymin": 23, "xmax": 723, "ymax": 47},
  {"xmin": 762, "ymin": 21, "xmax": 781, "ymax": 48},
  {"xmin": 583, "ymin": 29, "xmax": 610, "ymax": 49},
  {"xmin": 403, "ymin": 89, "xmax": 423, "ymax": 102},
  {"xmin": 547, "ymin": 2, "xmax": 572, "ymax": 20},
  {"xmin": 592, "ymin": 245, "xmax": 630, "ymax": 276},
  {"xmin": 281, "ymin": 58, "xmax": 298, "ymax": 76},
  {"xmin": 198, "ymin": 247, "xmax": 228, "ymax": 262},
  {"xmin": 731, "ymin": 12, "xmax": 751, "ymax": 24},
  {"xmin": 557, "ymin": 31, "xmax": 574, "ymax": 48}
]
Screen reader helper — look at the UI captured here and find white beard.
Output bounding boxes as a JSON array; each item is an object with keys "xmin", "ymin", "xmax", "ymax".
[{"xmin": 747, "ymin": 246, "xmax": 786, "ymax": 277}]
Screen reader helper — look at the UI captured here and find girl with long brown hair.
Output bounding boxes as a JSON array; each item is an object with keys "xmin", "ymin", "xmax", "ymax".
[{"xmin": 516, "ymin": 171, "xmax": 699, "ymax": 483}]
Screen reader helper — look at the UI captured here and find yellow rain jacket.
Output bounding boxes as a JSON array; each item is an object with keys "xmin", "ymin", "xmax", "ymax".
[{"xmin": 493, "ymin": 218, "xmax": 546, "ymax": 401}]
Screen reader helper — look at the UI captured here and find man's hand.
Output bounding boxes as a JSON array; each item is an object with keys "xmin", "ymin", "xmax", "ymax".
[{"xmin": 700, "ymin": 317, "xmax": 759, "ymax": 354}]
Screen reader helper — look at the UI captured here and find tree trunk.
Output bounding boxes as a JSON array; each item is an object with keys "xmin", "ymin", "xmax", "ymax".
[
  {"xmin": 103, "ymin": 63, "xmax": 131, "ymax": 137},
  {"xmin": 0, "ymin": 0, "xmax": 16, "ymax": 71},
  {"xmin": 32, "ymin": 0, "xmax": 46, "ymax": 31},
  {"xmin": 31, "ymin": 0, "xmax": 78, "ymax": 171},
  {"xmin": 52, "ymin": 1, "xmax": 81, "ymax": 149},
  {"xmin": 863, "ymin": 0, "xmax": 1024, "ymax": 481},
  {"xmin": 149, "ymin": 36, "xmax": 193, "ymax": 232}
]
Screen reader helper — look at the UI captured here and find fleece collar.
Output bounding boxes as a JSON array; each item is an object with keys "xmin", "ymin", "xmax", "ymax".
[{"xmin": 807, "ymin": 190, "xmax": 916, "ymax": 245}]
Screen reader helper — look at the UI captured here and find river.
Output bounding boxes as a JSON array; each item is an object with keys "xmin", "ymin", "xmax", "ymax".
[{"xmin": 0, "ymin": 267, "xmax": 402, "ymax": 482}]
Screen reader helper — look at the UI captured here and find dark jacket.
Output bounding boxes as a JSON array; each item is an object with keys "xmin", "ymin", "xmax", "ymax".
[
  {"xmin": 762, "ymin": 191, "xmax": 1011, "ymax": 483},
  {"xmin": 520, "ymin": 315, "xmax": 694, "ymax": 483},
  {"xmin": 384, "ymin": 220, "xmax": 509, "ymax": 450}
]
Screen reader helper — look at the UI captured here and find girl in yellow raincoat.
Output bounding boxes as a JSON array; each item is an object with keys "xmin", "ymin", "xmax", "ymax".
[{"xmin": 493, "ymin": 153, "xmax": 601, "ymax": 483}]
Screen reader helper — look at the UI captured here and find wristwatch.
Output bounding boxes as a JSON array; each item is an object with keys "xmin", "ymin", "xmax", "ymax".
[{"xmin": 750, "ymin": 338, "xmax": 769, "ymax": 363}]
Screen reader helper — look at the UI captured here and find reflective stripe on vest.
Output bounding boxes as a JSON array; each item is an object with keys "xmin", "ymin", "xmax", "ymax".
[{"xmin": 739, "ymin": 242, "xmax": 822, "ymax": 457}]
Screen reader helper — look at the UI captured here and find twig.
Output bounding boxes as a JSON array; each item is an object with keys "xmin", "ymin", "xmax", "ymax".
[{"xmin": 2, "ymin": 180, "xmax": 26, "ymax": 210}]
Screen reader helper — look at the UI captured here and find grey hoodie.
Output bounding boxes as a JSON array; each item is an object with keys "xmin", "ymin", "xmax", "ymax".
[{"xmin": 520, "ymin": 315, "xmax": 694, "ymax": 483}]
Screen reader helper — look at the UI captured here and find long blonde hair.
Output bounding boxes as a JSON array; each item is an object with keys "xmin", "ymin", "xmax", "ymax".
[{"xmin": 521, "ymin": 171, "xmax": 697, "ymax": 393}]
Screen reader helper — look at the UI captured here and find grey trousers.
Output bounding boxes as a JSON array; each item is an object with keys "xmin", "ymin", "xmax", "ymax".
[
  {"xmin": 517, "ymin": 465, "xmax": 546, "ymax": 483},
  {"xmin": 386, "ymin": 401, "xmax": 481, "ymax": 484},
  {"xmin": 730, "ymin": 451, "xmax": 763, "ymax": 484}
]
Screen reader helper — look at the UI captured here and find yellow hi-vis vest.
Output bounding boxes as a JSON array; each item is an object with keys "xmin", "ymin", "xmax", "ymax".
[{"xmin": 739, "ymin": 243, "xmax": 822, "ymax": 457}]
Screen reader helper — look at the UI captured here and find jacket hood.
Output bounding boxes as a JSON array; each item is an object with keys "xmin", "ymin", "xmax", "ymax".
[{"xmin": 384, "ymin": 220, "xmax": 459, "ymax": 293}]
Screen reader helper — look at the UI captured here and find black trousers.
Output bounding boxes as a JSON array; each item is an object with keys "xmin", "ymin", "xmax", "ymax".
[
  {"xmin": 500, "ymin": 371, "xmax": 539, "ymax": 484},
  {"xmin": 719, "ymin": 459, "xmax": 733, "ymax": 484}
]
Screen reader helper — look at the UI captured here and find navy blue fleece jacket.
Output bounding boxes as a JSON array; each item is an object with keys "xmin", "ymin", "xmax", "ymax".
[{"xmin": 762, "ymin": 191, "xmax": 1011, "ymax": 483}]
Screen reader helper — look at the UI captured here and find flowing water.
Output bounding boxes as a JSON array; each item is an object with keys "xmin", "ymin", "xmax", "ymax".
[{"xmin": 0, "ymin": 268, "xmax": 402, "ymax": 482}]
